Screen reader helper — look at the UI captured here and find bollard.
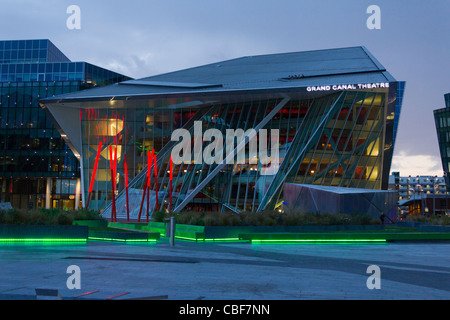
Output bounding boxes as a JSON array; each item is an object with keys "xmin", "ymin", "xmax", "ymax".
[
  {"xmin": 165, "ymin": 217, "xmax": 176, "ymax": 247},
  {"xmin": 170, "ymin": 217, "xmax": 176, "ymax": 247}
]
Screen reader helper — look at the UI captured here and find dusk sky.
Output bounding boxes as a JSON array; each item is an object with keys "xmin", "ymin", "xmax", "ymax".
[{"xmin": 1, "ymin": 0, "xmax": 449, "ymax": 177}]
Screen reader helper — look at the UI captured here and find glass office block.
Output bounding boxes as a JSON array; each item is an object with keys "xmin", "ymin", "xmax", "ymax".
[{"xmin": 0, "ymin": 39, "xmax": 131, "ymax": 209}]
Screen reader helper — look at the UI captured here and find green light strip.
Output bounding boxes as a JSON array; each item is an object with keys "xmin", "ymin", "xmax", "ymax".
[
  {"xmin": 251, "ymin": 239, "xmax": 386, "ymax": 243},
  {"xmin": 175, "ymin": 236, "xmax": 244, "ymax": 242},
  {"xmin": 174, "ymin": 236, "xmax": 247, "ymax": 242},
  {"xmin": 175, "ymin": 236, "xmax": 200, "ymax": 241},
  {"xmin": 88, "ymin": 237, "xmax": 156, "ymax": 243},
  {"xmin": 0, "ymin": 238, "xmax": 87, "ymax": 243},
  {"xmin": 204, "ymin": 238, "xmax": 244, "ymax": 242},
  {"xmin": 160, "ymin": 236, "xmax": 387, "ymax": 244}
]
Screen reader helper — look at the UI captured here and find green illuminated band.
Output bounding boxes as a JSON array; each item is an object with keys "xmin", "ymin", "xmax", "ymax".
[
  {"xmin": 88, "ymin": 237, "xmax": 156, "ymax": 243},
  {"xmin": 174, "ymin": 236, "xmax": 200, "ymax": 241},
  {"xmin": 204, "ymin": 238, "xmax": 244, "ymax": 242},
  {"xmin": 174, "ymin": 236, "xmax": 246, "ymax": 242},
  {"xmin": 0, "ymin": 238, "xmax": 87, "ymax": 243},
  {"xmin": 163, "ymin": 236, "xmax": 387, "ymax": 243},
  {"xmin": 251, "ymin": 239, "xmax": 386, "ymax": 243}
]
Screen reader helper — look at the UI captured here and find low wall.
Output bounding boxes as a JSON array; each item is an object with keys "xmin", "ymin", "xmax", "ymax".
[
  {"xmin": 204, "ymin": 224, "xmax": 385, "ymax": 239},
  {"xmin": 105, "ymin": 222, "xmax": 388, "ymax": 241},
  {"xmin": 417, "ymin": 225, "xmax": 450, "ymax": 232},
  {"xmin": 0, "ymin": 224, "xmax": 88, "ymax": 240},
  {"xmin": 396, "ymin": 221, "xmax": 450, "ymax": 232},
  {"xmin": 396, "ymin": 221, "xmax": 425, "ymax": 228},
  {"xmin": 89, "ymin": 229, "xmax": 160, "ymax": 241},
  {"xmin": 73, "ymin": 220, "xmax": 108, "ymax": 228}
]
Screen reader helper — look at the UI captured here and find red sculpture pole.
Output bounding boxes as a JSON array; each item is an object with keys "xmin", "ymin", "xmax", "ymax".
[
  {"xmin": 113, "ymin": 146, "xmax": 118, "ymax": 222},
  {"xmin": 153, "ymin": 151, "xmax": 159, "ymax": 211},
  {"xmin": 146, "ymin": 150, "xmax": 151, "ymax": 222},
  {"xmin": 86, "ymin": 141, "xmax": 102, "ymax": 209},
  {"xmin": 137, "ymin": 178, "xmax": 147, "ymax": 223},
  {"xmin": 169, "ymin": 155, "xmax": 173, "ymax": 212},
  {"xmin": 137, "ymin": 150, "xmax": 152, "ymax": 222},
  {"xmin": 124, "ymin": 153, "xmax": 129, "ymax": 222},
  {"xmin": 109, "ymin": 145, "xmax": 117, "ymax": 222}
]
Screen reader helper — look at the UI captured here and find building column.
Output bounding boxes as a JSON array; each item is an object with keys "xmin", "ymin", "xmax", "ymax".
[
  {"xmin": 75, "ymin": 178, "xmax": 81, "ymax": 210},
  {"xmin": 45, "ymin": 178, "xmax": 51, "ymax": 209}
]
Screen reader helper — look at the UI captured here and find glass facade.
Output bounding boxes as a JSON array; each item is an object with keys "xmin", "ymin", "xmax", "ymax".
[
  {"xmin": 434, "ymin": 93, "xmax": 450, "ymax": 191},
  {"xmin": 0, "ymin": 39, "xmax": 131, "ymax": 210},
  {"xmin": 74, "ymin": 86, "xmax": 397, "ymax": 217},
  {"xmin": 0, "ymin": 39, "xmax": 70, "ymax": 64},
  {"xmin": 42, "ymin": 47, "xmax": 404, "ymax": 218}
]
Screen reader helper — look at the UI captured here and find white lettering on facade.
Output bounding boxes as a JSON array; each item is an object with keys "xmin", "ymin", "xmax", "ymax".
[{"xmin": 307, "ymin": 83, "xmax": 389, "ymax": 92}]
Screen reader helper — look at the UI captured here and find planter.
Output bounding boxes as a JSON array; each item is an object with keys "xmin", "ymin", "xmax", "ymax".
[
  {"xmin": 417, "ymin": 225, "xmax": 450, "ymax": 232},
  {"xmin": 203, "ymin": 224, "xmax": 385, "ymax": 240},
  {"xmin": 73, "ymin": 219, "xmax": 108, "ymax": 228},
  {"xmin": 396, "ymin": 221, "xmax": 425, "ymax": 228},
  {"xmin": 396, "ymin": 221, "xmax": 450, "ymax": 232},
  {"xmin": 106, "ymin": 222, "xmax": 386, "ymax": 242},
  {"xmin": 0, "ymin": 224, "xmax": 88, "ymax": 242},
  {"xmin": 89, "ymin": 229, "xmax": 160, "ymax": 242}
]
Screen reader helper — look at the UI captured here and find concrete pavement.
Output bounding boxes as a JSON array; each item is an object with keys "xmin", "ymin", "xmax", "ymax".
[{"xmin": 0, "ymin": 239, "xmax": 448, "ymax": 300}]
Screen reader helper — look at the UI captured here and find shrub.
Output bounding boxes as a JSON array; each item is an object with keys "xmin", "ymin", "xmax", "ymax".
[
  {"xmin": 151, "ymin": 211, "xmax": 167, "ymax": 222},
  {"xmin": 350, "ymin": 213, "xmax": 377, "ymax": 225},
  {"xmin": 167, "ymin": 210, "xmax": 380, "ymax": 226},
  {"xmin": 202, "ymin": 214, "xmax": 217, "ymax": 226},
  {"xmin": 57, "ymin": 213, "xmax": 74, "ymax": 225},
  {"xmin": 174, "ymin": 211, "xmax": 205, "ymax": 226},
  {"xmin": 70, "ymin": 208, "xmax": 103, "ymax": 220},
  {"xmin": 0, "ymin": 208, "xmax": 103, "ymax": 225},
  {"xmin": 407, "ymin": 214, "xmax": 450, "ymax": 226},
  {"xmin": 440, "ymin": 215, "xmax": 450, "ymax": 226},
  {"xmin": 218, "ymin": 212, "xmax": 240, "ymax": 226}
]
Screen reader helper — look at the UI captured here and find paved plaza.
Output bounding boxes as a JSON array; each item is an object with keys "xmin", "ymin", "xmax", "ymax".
[{"xmin": 0, "ymin": 239, "xmax": 449, "ymax": 300}]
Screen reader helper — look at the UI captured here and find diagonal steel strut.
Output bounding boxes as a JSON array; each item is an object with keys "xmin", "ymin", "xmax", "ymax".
[
  {"xmin": 173, "ymin": 96, "xmax": 291, "ymax": 213},
  {"xmin": 256, "ymin": 92, "xmax": 344, "ymax": 212}
]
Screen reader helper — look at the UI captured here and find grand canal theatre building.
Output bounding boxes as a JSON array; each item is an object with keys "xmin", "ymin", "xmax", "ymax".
[{"xmin": 41, "ymin": 46, "xmax": 405, "ymax": 219}]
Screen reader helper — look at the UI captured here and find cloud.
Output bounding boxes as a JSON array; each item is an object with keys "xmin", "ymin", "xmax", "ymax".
[
  {"xmin": 82, "ymin": 29, "xmax": 269, "ymax": 79},
  {"xmin": 390, "ymin": 150, "xmax": 443, "ymax": 177}
]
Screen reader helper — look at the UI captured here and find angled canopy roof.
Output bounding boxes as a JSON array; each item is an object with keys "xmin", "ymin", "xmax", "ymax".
[
  {"xmin": 41, "ymin": 46, "xmax": 396, "ymax": 103},
  {"xmin": 288, "ymin": 184, "xmax": 396, "ymax": 195}
]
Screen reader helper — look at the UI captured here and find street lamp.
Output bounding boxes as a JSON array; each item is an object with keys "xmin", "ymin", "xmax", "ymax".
[
  {"xmin": 432, "ymin": 176, "xmax": 438, "ymax": 216},
  {"xmin": 409, "ymin": 183, "xmax": 423, "ymax": 215},
  {"xmin": 408, "ymin": 187, "xmax": 414, "ymax": 216},
  {"xmin": 416, "ymin": 183, "xmax": 423, "ymax": 215}
]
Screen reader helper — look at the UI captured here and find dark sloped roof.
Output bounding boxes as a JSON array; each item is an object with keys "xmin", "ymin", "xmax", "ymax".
[{"xmin": 42, "ymin": 46, "xmax": 396, "ymax": 102}]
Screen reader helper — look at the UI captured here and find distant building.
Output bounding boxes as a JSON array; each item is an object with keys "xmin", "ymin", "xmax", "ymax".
[
  {"xmin": 389, "ymin": 172, "xmax": 449, "ymax": 216},
  {"xmin": 390, "ymin": 172, "xmax": 447, "ymax": 199},
  {"xmin": 397, "ymin": 193, "xmax": 450, "ymax": 217},
  {"xmin": 434, "ymin": 93, "xmax": 450, "ymax": 191}
]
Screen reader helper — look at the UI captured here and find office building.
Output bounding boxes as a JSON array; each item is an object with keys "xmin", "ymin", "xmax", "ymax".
[
  {"xmin": 434, "ymin": 93, "xmax": 450, "ymax": 191},
  {"xmin": 0, "ymin": 39, "xmax": 130, "ymax": 210}
]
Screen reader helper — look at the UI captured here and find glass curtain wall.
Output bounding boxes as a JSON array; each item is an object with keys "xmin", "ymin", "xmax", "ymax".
[
  {"xmin": 0, "ymin": 81, "xmax": 86, "ymax": 209},
  {"xmin": 435, "ymin": 102, "xmax": 450, "ymax": 191},
  {"xmin": 81, "ymin": 87, "xmax": 389, "ymax": 218}
]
